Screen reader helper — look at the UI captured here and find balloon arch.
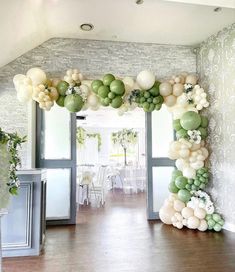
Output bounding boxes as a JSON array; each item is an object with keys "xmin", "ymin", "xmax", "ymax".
[{"xmin": 13, "ymin": 68, "xmax": 224, "ymax": 232}]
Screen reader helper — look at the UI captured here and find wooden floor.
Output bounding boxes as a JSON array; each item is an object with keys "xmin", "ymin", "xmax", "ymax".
[{"xmin": 3, "ymin": 190, "xmax": 235, "ymax": 272}]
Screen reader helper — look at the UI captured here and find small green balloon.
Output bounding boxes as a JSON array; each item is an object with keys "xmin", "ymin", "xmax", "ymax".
[
  {"xmin": 214, "ymin": 223, "xmax": 222, "ymax": 232},
  {"xmin": 98, "ymin": 85, "xmax": 110, "ymax": 98},
  {"xmin": 149, "ymin": 85, "xmax": 160, "ymax": 96},
  {"xmin": 172, "ymin": 170, "xmax": 183, "ymax": 180},
  {"xmin": 199, "ymin": 184, "xmax": 206, "ymax": 189},
  {"xmin": 103, "ymin": 74, "xmax": 115, "ymax": 86},
  {"xmin": 180, "ymin": 111, "xmax": 202, "ymax": 130},
  {"xmin": 178, "ymin": 189, "xmax": 191, "ymax": 202},
  {"xmin": 140, "ymin": 97, "xmax": 146, "ymax": 104},
  {"xmin": 201, "ymin": 116, "xmax": 209, "ymax": 128},
  {"xmin": 57, "ymin": 81, "xmax": 69, "ymax": 96},
  {"xmin": 175, "ymin": 176, "xmax": 188, "ymax": 189},
  {"xmin": 212, "ymin": 214, "xmax": 222, "ymax": 222},
  {"xmin": 185, "ymin": 184, "xmax": 191, "ymax": 191},
  {"xmin": 206, "ymin": 214, "xmax": 212, "ymax": 220},
  {"xmin": 155, "ymin": 104, "xmax": 162, "ymax": 111},
  {"xmin": 56, "ymin": 96, "xmax": 65, "ymax": 107},
  {"xmin": 111, "ymin": 96, "xmax": 123, "ymax": 108},
  {"xmin": 194, "ymin": 179, "xmax": 201, "ymax": 186},
  {"xmin": 143, "ymin": 102, "xmax": 150, "ymax": 110},
  {"xmin": 100, "ymin": 98, "xmax": 109, "ymax": 107},
  {"xmin": 168, "ymin": 182, "xmax": 179, "ymax": 193},
  {"xmin": 147, "ymin": 97, "xmax": 153, "ymax": 103},
  {"xmin": 208, "ymin": 219, "xmax": 216, "ymax": 228},
  {"xmin": 176, "ymin": 128, "xmax": 188, "ymax": 139},
  {"xmin": 191, "ymin": 184, "xmax": 198, "ymax": 191},
  {"xmin": 144, "ymin": 91, "xmax": 151, "ymax": 99},
  {"xmin": 188, "ymin": 179, "xmax": 194, "ymax": 185},
  {"xmin": 218, "ymin": 219, "xmax": 225, "ymax": 226},
  {"xmin": 91, "ymin": 80, "xmax": 103, "ymax": 94},
  {"xmin": 198, "ymin": 127, "xmax": 208, "ymax": 139},
  {"xmin": 110, "ymin": 79, "xmax": 125, "ymax": 95},
  {"xmin": 108, "ymin": 92, "xmax": 116, "ymax": 99},
  {"xmin": 173, "ymin": 119, "xmax": 182, "ymax": 131},
  {"xmin": 104, "ymin": 97, "xmax": 111, "ymax": 105}
]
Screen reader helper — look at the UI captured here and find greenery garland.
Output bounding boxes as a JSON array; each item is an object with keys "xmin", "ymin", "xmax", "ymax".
[
  {"xmin": 0, "ymin": 128, "xmax": 26, "ymax": 195},
  {"xmin": 76, "ymin": 127, "xmax": 102, "ymax": 152}
]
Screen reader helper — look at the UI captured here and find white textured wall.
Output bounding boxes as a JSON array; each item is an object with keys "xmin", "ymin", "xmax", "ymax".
[
  {"xmin": 0, "ymin": 38, "xmax": 196, "ymax": 167},
  {"xmin": 197, "ymin": 23, "xmax": 235, "ymax": 228},
  {"xmin": 0, "ymin": 0, "xmax": 49, "ymax": 67}
]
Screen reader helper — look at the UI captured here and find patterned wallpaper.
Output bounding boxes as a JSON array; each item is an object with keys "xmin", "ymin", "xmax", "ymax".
[
  {"xmin": 0, "ymin": 38, "xmax": 196, "ymax": 167},
  {"xmin": 197, "ymin": 23, "xmax": 235, "ymax": 227}
]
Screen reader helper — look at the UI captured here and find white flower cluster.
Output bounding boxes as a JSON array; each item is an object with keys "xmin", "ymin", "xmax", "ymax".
[
  {"xmin": 188, "ymin": 190, "xmax": 215, "ymax": 214},
  {"xmin": 187, "ymin": 130, "xmax": 201, "ymax": 144},
  {"xmin": 193, "ymin": 85, "xmax": 209, "ymax": 110}
]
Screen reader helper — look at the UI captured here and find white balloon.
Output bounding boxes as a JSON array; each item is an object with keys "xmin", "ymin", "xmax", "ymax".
[
  {"xmin": 123, "ymin": 76, "xmax": 134, "ymax": 92},
  {"xmin": 194, "ymin": 208, "xmax": 206, "ymax": 219},
  {"xmin": 159, "ymin": 82, "xmax": 173, "ymax": 96},
  {"xmin": 198, "ymin": 219, "xmax": 208, "ymax": 231},
  {"xmin": 26, "ymin": 67, "xmax": 47, "ymax": 86},
  {"xmin": 13, "ymin": 74, "xmax": 27, "ymax": 89},
  {"xmin": 174, "ymin": 200, "xmax": 185, "ymax": 212},
  {"xmin": 159, "ymin": 205, "xmax": 176, "ymax": 225},
  {"xmin": 183, "ymin": 167, "xmax": 196, "ymax": 179},
  {"xmin": 87, "ymin": 95, "xmax": 99, "ymax": 107},
  {"xmin": 17, "ymin": 85, "xmax": 32, "ymax": 103},
  {"xmin": 136, "ymin": 70, "xmax": 155, "ymax": 90},
  {"xmin": 182, "ymin": 207, "xmax": 194, "ymax": 219}
]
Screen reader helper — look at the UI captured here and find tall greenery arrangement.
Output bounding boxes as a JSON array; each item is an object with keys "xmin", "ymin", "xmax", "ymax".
[
  {"xmin": 111, "ymin": 129, "xmax": 138, "ymax": 165},
  {"xmin": 76, "ymin": 127, "xmax": 102, "ymax": 152},
  {"xmin": 0, "ymin": 128, "xmax": 26, "ymax": 195}
]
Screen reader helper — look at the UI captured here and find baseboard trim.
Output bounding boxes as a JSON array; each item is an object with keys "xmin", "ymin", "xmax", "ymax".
[{"xmin": 223, "ymin": 222, "xmax": 235, "ymax": 232}]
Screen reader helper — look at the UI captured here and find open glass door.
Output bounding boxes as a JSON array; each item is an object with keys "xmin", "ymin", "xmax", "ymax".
[
  {"xmin": 146, "ymin": 107, "xmax": 174, "ymax": 219},
  {"xmin": 36, "ymin": 104, "xmax": 77, "ymax": 225}
]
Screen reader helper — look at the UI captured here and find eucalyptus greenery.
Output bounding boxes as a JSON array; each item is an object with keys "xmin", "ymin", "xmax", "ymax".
[
  {"xmin": 76, "ymin": 127, "xmax": 102, "ymax": 152},
  {"xmin": 0, "ymin": 128, "xmax": 26, "ymax": 195}
]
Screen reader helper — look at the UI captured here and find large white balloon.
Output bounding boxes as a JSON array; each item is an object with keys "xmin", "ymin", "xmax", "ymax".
[
  {"xmin": 26, "ymin": 67, "xmax": 47, "ymax": 86},
  {"xmin": 136, "ymin": 70, "xmax": 155, "ymax": 90}
]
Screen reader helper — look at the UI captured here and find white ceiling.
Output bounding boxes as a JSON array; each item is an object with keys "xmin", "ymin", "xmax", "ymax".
[
  {"xmin": 44, "ymin": 0, "xmax": 235, "ymax": 46},
  {"xmin": 77, "ymin": 107, "xmax": 146, "ymax": 129},
  {"xmin": 0, "ymin": 0, "xmax": 235, "ymax": 67}
]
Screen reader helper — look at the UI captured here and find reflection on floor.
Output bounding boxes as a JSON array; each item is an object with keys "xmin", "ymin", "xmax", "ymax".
[{"xmin": 3, "ymin": 190, "xmax": 235, "ymax": 272}]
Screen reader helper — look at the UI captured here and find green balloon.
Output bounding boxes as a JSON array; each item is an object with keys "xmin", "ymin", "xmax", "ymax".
[
  {"xmin": 140, "ymin": 97, "xmax": 146, "ymax": 104},
  {"xmin": 208, "ymin": 219, "xmax": 216, "ymax": 228},
  {"xmin": 214, "ymin": 223, "xmax": 222, "ymax": 232},
  {"xmin": 108, "ymin": 92, "xmax": 116, "ymax": 99},
  {"xmin": 100, "ymin": 98, "xmax": 109, "ymax": 107},
  {"xmin": 144, "ymin": 91, "xmax": 151, "ymax": 99},
  {"xmin": 168, "ymin": 182, "xmax": 179, "ymax": 193},
  {"xmin": 206, "ymin": 214, "xmax": 212, "ymax": 220},
  {"xmin": 180, "ymin": 111, "xmax": 202, "ymax": 130},
  {"xmin": 98, "ymin": 85, "xmax": 110, "ymax": 98},
  {"xmin": 155, "ymin": 104, "xmax": 162, "ymax": 111},
  {"xmin": 201, "ymin": 116, "xmax": 209, "ymax": 128},
  {"xmin": 56, "ymin": 96, "xmax": 65, "ymax": 107},
  {"xmin": 191, "ymin": 184, "xmax": 198, "ymax": 191},
  {"xmin": 153, "ymin": 96, "xmax": 161, "ymax": 104},
  {"xmin": 147, "ymin": 97, "xmax": 153, "ymax": 103},
  {"xmin": 110, "ymin": 80, "xmax": 125, "ymax": 95},
  {"xmin": 57, "ymin": 81, "xmax": 69, "ymax": 96},
  {"xmin": 218, "ymin": 219, "xmax": 225, "ymax": 226},
  {"xmin": 194, "ymin": 179, "xmax": 201, "ymax": 186},
  {"xmin": 185, "ymin": 184, "xmax": 191, "ymax": 191},
  {"xmin": 198, "ymin": 127, "xmax": 208, "ymax": 139},
  {"xmin": 176, "ymin": 128, "xmax": 188, "ymax": 139},
  {"xmin": 103, "ymin": 74, "xmax": 115, "ymax": 86},
  {"xmin": 143, "ymin": 102, "xmax": 150, "ymax": 110},
  {"xmin": 149, "ymin": 85, "xmax": 160, "ymax": 96},
  {"xmin": 111, "ymin": 96, "xmax": 123, "ymax": 108},
  {"xmin": 104, "ymin": 97, "xmax": 111, "ymax": 105},
  {"xmin": 148, "ymin": 103, "xmax": 155, "ymax": 112},
  {"xmin": 199, "ymin": 184, "xmax": 206, "ymax": 189},
  {"xmin": 172, "ymin": 170, "xmax": 183, "ymax": 180},
  {"xmin": 175, "ymin": 176, "xmax": 188, "ymax": 189},
  {"xmin": 91, "ymin": 80, "xmax": 103, "ymax": 94},
  {"xmin": 178, "ymin": 189, "xmax": 191, "ymax": 202},
  {"xmin": 212, "ymin": 214, "xmax": 222, "ymax": 222},
  {"xmin": 188, "ymin": 179, "xmax": 194, "ymax": 185},
  {"xmin": 64, "ymin": 94, "xmax": 84, "ymax": 112},
  {"xmin": 173, "ymin": 119, "xmax": 182, "ymax": 131}
]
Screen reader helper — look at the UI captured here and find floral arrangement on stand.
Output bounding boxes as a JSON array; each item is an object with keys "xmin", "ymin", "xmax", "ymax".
[
  {"xmin": 111, "ymin": 129, "xmax": 138, "ymax": 166},
  {"xmin": 0, "ymin": 128, "xmax": 26, "ymax": 208},
  {"xmin": 13, "ymin": 67, "xmax": 224, "ymax": 232},
  {"xmin": 76, "ymin": 127, "xmax": 102, "ymax": 152}
]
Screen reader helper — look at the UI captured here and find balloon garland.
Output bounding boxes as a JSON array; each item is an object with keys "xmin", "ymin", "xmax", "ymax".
[{"xmin": 13, "ymin": 68, "xmax": 224, "ymax": 232}]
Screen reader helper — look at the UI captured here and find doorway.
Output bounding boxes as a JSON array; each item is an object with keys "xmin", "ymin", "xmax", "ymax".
[{"xmin": 36, "ymin": 104, "xmax": 173, "ymax": 225}]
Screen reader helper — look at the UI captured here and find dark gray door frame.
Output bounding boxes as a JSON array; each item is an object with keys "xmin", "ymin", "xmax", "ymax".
[
  {"xmin": 146, "ymin": 112, "xmax": 175, "ymax": 220},
  {"xmin": 36, "ymin": 105, "xmax": 77, "ymax": 225}
]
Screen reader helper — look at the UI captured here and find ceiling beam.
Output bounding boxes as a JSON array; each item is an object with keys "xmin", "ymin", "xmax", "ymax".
[{"xmin": 162, "ymin": 0, "xmax": 235, "ymax": 8}]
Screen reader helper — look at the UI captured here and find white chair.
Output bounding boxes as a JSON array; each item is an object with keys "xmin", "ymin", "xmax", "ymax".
[
  {"xmin": 123, "ymin": 166, "xmax": 138, "ymax": 194},
  {"xmin": 89, "ymin": 166, "xmax": 108, "ymax": 207}
]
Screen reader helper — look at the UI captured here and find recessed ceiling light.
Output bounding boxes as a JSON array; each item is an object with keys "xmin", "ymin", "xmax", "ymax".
[
  {"xmin": 80, "ymin": 23, "xmax": 94, "ymax": 31},
  {"xmin": 136, "ymin": 0, "xmax": 144, "ymax": 4},
  {"xmin": 214, "ymin": 7, "xmax": 222, "ymax": 12}
]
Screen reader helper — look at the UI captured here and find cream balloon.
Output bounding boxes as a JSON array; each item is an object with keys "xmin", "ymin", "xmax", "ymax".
[
  {"xmin": 198, "ymin": 220, "xmax": 208, "ymax": 231},
  {"xmin": 123, "ymin": 76, "xmax": 134, "ymax": 93},
  {"xmin": 174, "ymin": 200, "xmax": 185, "ymax": 212},
  {"xmin": 80, "ymin": 84, "xmax": 90, "ymax": 96},
  {"xmin": 185, "ymin": 74, "xmax": 198, "ymax": 85},
  {"xmin": 17, "ymin": 85, "xmax": 33, "ymax": 103},
  {"xmin": 164, "ymin": 95, "xmax": 177, "ymax": 107},
  {"xmin": 187, "ymin": 216, "xmax": 200, "ymax": 229},
  {"xmin": 183, "ymin": 167, "xmax": 196, "ymax": 179},
  {"xmin": 159, "ymin": 205, "xmax": 176, "ymax": 225},
  {"xmin": 173, "ymin": 83, "xmax": 184, "ymax": 96},
  {"xmin": 87, "ymin": 94, "xmax": 99, "ymax": 107},
  {"xmin": 159, "ymin": 82, "xmax": 173, "ymax": 96},
  {"xmin": 181, "ymin": 207, "xmax": 194, "ymax": 219},
  {"xmin": 194, "ymin": 208, "xmax": 206, "ymax": 220},
  {"xmin": 26, "ymin": 68, "xmax": 47, "ymax": 86},
  {"xmin": 13, "ymin": 74, "xmax": 27, "ymax": 90},
  {"xmin": 136, "ymin": 70, "xmax": 155, "ymax": 90}
]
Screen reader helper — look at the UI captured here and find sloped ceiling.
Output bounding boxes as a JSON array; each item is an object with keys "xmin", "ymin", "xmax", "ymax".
[{"xmin": 0, "ymin": 0, "xmax": 235, "ymax": 68}]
